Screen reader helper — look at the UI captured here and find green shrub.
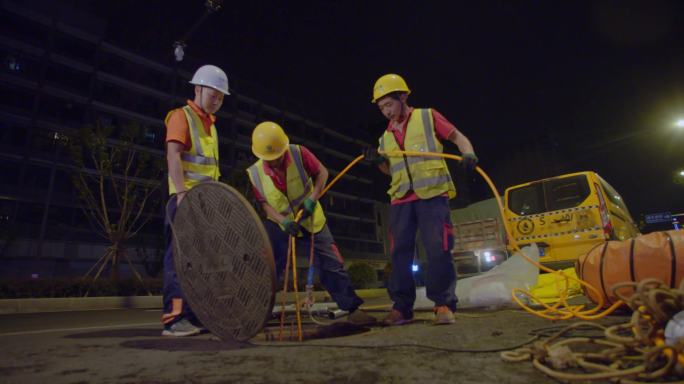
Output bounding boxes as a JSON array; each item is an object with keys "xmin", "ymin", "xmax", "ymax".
[
  {"xmin": 347, "ymin": 262, "xmax": 376, "ymax": 289},
  {"xmin": 0, "ymin": 278, "xmax": 163, "ymax": 298}
]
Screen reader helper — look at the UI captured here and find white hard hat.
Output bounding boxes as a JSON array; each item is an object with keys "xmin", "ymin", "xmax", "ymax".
[{"xmin": 190, "ymin": 65, "xmax": 230, "ymax": 95}]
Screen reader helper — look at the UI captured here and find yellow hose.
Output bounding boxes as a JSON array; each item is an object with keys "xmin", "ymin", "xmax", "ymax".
[
  {"xmin": 379, "ymin": 150, "xmax": 623, "ymax": 321},
  {"xmin": 281, "ymin": 149, "xmax": 622, "ymax": 329}
]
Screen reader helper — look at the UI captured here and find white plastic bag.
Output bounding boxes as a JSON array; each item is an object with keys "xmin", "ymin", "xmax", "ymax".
[
  {"xmin": 412, "ymin": 244, "xmax": 539, "ymax": 310},
  {"xmin": 457, "ymin": 244, "xmax": 539, "ymax": 309}
]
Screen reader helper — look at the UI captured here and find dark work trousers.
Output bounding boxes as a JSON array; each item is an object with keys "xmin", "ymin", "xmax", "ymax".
[
  {"xmin": 388, "ymin": 195, "xmax": 457, "ymax": 319},
  {"xmin": 162, "ymin": 195, "xmax": 197, "ymax": 325},
  {"xmin": 264, "ymin": 220, "xmax": 364, "ymax": 312}
]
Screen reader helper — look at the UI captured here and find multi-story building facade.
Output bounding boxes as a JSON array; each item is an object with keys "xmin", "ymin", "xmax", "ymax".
[{"xmin": 0, "ymin": 1, "xmax": 390, "ymax": 280}]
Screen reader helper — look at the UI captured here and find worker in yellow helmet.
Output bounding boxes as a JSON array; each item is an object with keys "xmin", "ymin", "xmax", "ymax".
[
  {"xmin": 247, "ymin": 122, "xmax": 376, "ymax": 326},
  {"xmin": 365, "ymin": 74, "xmax": 478, "ymax": 326},
  {"xmin": 161, "ymin": 64, "xmax": 229, "ymax": 337}
]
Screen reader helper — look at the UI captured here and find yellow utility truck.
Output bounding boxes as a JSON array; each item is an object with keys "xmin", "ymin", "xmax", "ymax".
[{"xmin": 503, "ymin": 171, "xmax": 639, "ymax": 269}]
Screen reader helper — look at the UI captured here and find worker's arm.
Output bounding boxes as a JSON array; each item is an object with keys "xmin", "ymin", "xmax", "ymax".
[
  {"xmin": 166, "ymin": 141, "xmax": 187, "ymax": 204},
  {"xmin": 263, "ymin": 201, "xmax": 300, "ymax": 236},
  {"xmin": 262, "ymin": 202, "xmax": 286, "ymax": 224},
  {"xmin": 363, "ymin": 146, "xmax": 390, "ymax": 175},
  {"xmin": 447, "ymin": 128, "xmax": 478, "ymax": 170},
  {"xmin": 447, "ymin": 128, "xmax": 475, "ymax": 155},
  {"xmin": 309, "ymin": 163, "xmax": 329, "ymax": 201}
]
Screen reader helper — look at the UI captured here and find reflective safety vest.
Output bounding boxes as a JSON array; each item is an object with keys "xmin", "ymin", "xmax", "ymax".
[
  {"xmin": 379, "ymin": 108, "xmax": 456, "ymax": 200},
  {"xmin": 166, "ymin": 105, "xmax": 221, "ymax": 195},
  {"xmin": 247, "ymin": 145, "xmax": 326, "ymax": 234}
]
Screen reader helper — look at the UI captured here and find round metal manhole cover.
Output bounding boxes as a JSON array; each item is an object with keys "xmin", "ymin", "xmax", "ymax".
[{"xmin": 173, "ymin": 182, "xmax": 275, "ymax": 341}]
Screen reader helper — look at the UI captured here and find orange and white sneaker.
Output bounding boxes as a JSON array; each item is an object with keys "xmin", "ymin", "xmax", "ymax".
[
  {"xmin": 433, "ymin": 306, "xmax": 455, "ymax": 325},
  {"xmin": 382, "ymin": 309, "xmax": 414, "ymax": 326}
]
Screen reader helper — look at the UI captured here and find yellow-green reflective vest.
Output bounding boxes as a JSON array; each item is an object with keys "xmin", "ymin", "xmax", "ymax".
[
  {"xmin": 247, "ymin": 145, "xmax": 326, "ymax": 234},
  {"xmin": 166, "ymin": 106, "xmax": 221, "ymax": 195},
  {"xmin": 379, "ymin": 108, "xmax": 456, "ymax": 201}
]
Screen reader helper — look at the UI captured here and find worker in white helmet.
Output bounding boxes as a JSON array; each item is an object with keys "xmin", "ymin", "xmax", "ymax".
[{"xmin": 161, "ymin": 64, "xmax": 230, "ymax": 337}]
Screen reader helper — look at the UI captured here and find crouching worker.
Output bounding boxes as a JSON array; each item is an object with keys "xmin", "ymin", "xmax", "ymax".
[{"xmin": 246, "ymin": 122, "xmax": 376, "ymax": 326}]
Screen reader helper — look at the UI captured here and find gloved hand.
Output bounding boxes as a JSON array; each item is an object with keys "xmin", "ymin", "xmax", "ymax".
[
  {"xmin": 300, "ymin": 198, "xmax": 316, "ymax": 220},
  {"xmin": 282, "ymin": 218, "xmax": 301, "ymax": 236},
  {"xmin": 460, "ymin": 153, "xmax": 478, "ymax": 171},
  {"xmin": 362, "ymin": 146, "xmax": 385, "ymax": 165}
]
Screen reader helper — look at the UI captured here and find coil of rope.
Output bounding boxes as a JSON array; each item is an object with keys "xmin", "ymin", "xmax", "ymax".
[{"xmin": 501, "ymin": 278, "xmax": 684, "ymax": 382}]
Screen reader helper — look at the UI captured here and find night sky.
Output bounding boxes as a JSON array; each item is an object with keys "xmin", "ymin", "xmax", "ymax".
[{"xmin": 78, "ymin": 0, "xmax": 683, "ymax": 220}]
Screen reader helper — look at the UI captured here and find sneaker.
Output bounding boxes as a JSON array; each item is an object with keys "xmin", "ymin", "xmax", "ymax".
[
  {"xmin": 382, "ymin": 309, "xmax": 413, "ymax": 326},
  {"xmin": 433, "ymin": 306, "xmax": 455, "ymax": 325},
  {"xmin": 347, "ymin": 309, "xmax": 377, "ymax": 326},
  {"xmin": 162, "ymin": 318, "xmax": 201, "ymax": 337},
  {"xmin": 190, "ymin": 320, "xmax": 208, "ymax": 334}
]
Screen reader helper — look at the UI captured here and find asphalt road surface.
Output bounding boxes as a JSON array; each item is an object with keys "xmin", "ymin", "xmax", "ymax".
[{"xmin": 0, "ymin": 303, "xmax": 630, "ymax": 383}]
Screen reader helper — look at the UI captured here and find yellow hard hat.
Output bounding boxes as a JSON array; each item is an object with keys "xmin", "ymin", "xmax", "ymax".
[
  {"xmin": 251, "ymin": 122, "xmax": 289, "ymax": 161},
  {"xmin": 372, "ymin": 73, "xmax": 411, "ymax": 103}
]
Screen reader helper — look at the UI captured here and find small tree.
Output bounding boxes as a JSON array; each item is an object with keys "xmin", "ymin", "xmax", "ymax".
[
  {"xmin": 347, "ymin": 262, "xmax": 377, "ymax": 289},
  {"xmin": 68, "ymin": 121, "xmax": 163, "ymax": 294}
]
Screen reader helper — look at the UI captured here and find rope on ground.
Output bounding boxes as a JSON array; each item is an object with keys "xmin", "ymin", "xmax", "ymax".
[{"xmin": 501, "ymin": 279, "xmax": 684, "ymax": 382}]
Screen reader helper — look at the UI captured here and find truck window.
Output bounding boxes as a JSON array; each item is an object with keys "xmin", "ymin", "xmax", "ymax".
[
  {"xmin": 508, "ymin": 183, "xmax": 545, "ymax": 215},
  {"xmin": 545, "ymin": 175, "xmax": 590, "ymax": 211},
  {"xmin": 508, "ymin": 175, "xmax": 589, "ymax": 215}
]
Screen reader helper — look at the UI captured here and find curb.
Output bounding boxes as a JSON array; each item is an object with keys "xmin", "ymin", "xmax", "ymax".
[{"xmin": 0, "ymin": 288, "xmax": 389, "ymax": 314}]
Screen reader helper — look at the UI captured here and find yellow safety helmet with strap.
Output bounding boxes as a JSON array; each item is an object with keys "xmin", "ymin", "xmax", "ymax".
[
  {"xmin": 372, "ymin": 73, "xmax": 411, "ymax": 103},
  {"xmin": 251, "ymin": 121, "xmax": 289, "ymax": 161}
]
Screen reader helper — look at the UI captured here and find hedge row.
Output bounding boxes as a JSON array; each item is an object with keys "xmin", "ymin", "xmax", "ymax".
[
  {"xmin": 0, "ymin": 261, "xmax": 381, "ymax": 298},
  {"xmin": 0, "ymin": 278, "xmax": 163, "ymax": 298}
]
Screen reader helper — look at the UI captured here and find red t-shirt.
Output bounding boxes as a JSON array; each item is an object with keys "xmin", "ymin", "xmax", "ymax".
[
  {"xmin": 252, "ymin": 145, "xmax": 322, "ymax": 202},
  {"xmin": 383, "ymin": 108, "xmax": 456, "ymax": 205}
]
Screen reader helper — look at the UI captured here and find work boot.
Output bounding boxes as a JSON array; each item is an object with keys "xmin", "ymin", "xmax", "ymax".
[
  {"xmin": 433, "ymin": 306, "xmax": 455, "ymax": 325},
  {"xmin": 381, "ymin": 309, "xmax": 413, "ymax": 326},
  {"xmin": 162, "ymin": 318, "xmax": 202, "ymax": 337},
  {"xmin": 347, "ymin": 309, "xmax": 377, "ymax": 326}
]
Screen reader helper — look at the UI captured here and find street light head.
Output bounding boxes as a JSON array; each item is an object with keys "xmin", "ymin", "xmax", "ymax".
[{"xmin": 173, "ymin": 42, "xmax": 185, "ymax": 62}]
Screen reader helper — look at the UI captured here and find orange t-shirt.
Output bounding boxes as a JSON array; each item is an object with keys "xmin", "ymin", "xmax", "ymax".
[{"xmin": 165, "ymin": 100, "xmax": 216, "ymax": 151}]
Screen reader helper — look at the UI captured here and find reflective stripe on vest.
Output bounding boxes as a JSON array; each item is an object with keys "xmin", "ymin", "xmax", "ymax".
[
  {"xmin": 247, "ymin": 145, "xmax": 326, "ymax": 234},
  {"xmin": 394, "ymin": 174, "xmax": 453, "ymax": 195},
  {"xmin": 184, "ymin": 171, "xmax": 213, "ymax": 182},
  {"xmin": 380, "ymin": 108, "xmax": 456, "ymax": 200},
  {"xmin": 180, "ymin": 153, "xmax": 217, "ymax": 165},
  {"xmin": 167, "ymin": 105, "xmax": 220, "ymax": 194}
]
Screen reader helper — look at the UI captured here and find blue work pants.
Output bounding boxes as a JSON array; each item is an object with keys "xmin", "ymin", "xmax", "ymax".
[
  {"xmin": 388, "ymin": 196, "xmax": 457, "ymax": 319},
  {"xmin": 162, "ymin": 195, "xmax": 197, "ymax": 325},
  {"xmin": 264, "ymin": 220, "xmax": 364, "ymax": 312}
]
